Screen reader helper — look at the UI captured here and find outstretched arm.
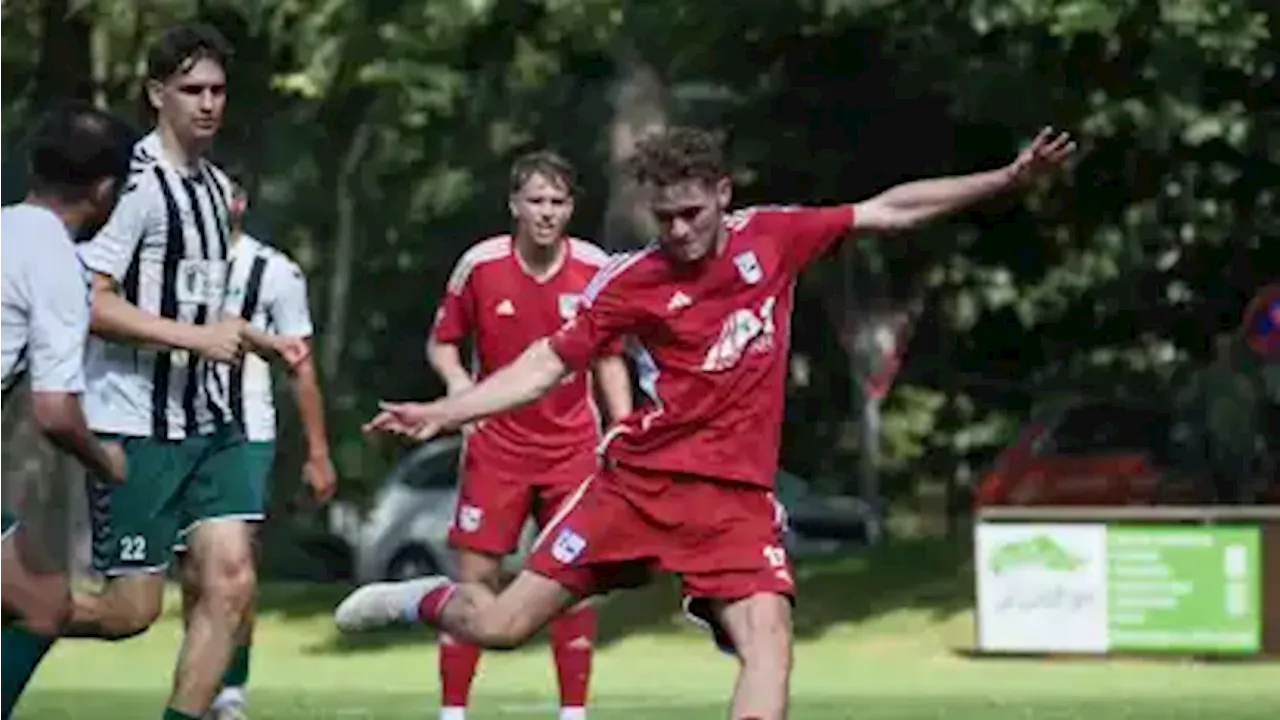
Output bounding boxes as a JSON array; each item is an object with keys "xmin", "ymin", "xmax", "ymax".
[
  {"xmin": 853, "ymin": 127, "xmax": 1075, "ymax": 234},
  {"xmin": 366, "ymin": 338, "xmax": 568, "ymax": 439},
  {"xmin": 451, "ymin": 339, "xmax": 568, "ymax": 423}
]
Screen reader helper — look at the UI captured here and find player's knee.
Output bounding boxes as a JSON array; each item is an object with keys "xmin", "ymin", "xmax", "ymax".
[
  {"xmin": 470, "ymin": 605, "xmax": 543, "ymax": 650},
  {"xmin": 727, "ymin": 594, "xmax": 792, "ymax": 670},
  {"xmin": 455, "ymin": 550, "xmax": 505, "ymax": 590},
  {"xmin": 473, "ymin": 618, "xmax": 533, "ymax": 649},
  {"xmin": 99, "ymin": 580, "xmax": 164, "ymax": 639},
  {"xmin": 201, "ymin": 554, "xmax": 256, "ymax": 615},
  {"xmin": 21, "ymin": 588, "xmax": 71, "ymax": 637},
  {"xmin": 21, "ymin": 610, "xmax": 66, "ymax": 638}
]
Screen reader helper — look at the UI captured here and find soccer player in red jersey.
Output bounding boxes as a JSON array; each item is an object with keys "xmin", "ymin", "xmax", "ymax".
[
  {"xmin": 425, "ymin": 151, "xmax": 633, "ymax": 720},
  {"xmin": 338, "ymin": 126, "xmax": 1075, "ymax": 719}
]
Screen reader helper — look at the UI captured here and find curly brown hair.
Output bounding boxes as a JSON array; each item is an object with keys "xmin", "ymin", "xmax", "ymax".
[{"xmin": 626, "ymin": 126, "xmax": 728, "ymax": 187}]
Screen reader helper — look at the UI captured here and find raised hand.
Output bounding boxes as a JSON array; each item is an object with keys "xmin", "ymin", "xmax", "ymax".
[{"xmin": 1007, "ymin": 126, "xmax": 1076, "ymax": 186}]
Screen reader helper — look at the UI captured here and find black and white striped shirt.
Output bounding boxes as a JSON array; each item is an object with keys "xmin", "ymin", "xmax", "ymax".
[
  {"xmin": 220, "ymin": 233, "xmax": 314, "ymax": 442},
  {"xmin": 79, "ymin": 132, "xmax": 235, "ymax": 439}
]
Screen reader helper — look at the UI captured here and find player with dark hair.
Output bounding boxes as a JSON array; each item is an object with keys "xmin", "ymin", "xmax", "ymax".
[
  {"xmin": 425, "ymin": 150, "xmax": 631, "ymax": 720},
  {"xmin": 337, "ymin": 125, "xmax": 1075, "ymax": 719},
  {"xmin": 172, "ymin": 178, "xmax": 337, "ymax": 720},
  {"xmin": 66, "ymin": 23, "xmax": 306, "ymax": 720},
  {"xmin": 1, "ymin": 100, "xmax": 136, "ymax": 719}
]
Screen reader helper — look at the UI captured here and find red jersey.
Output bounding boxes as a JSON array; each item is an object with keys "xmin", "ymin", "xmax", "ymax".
[
  {"xmin": 550, "ymin": 205, "xmax": 855, "ymax": 489},
  {"xmin": 432, "ymin": 234, "xmax": 616, "ymax": 472}
]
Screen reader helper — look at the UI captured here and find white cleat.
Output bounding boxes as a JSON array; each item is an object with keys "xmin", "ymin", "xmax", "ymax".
[
  {"xmin": 333, "ymin": 576, "xmax": 451, "ymax": 633},
  {"xmin": 205, "ymin": 704, "xmax": 248, "ymax": 720}
]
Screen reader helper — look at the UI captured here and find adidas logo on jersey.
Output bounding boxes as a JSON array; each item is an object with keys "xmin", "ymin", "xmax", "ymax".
[
  {"xmin": 667, "ymin": 291, "xmax": 693, "ymax": 311},
  {"xmin": 495, "ymin": 299, "xmax": 515, "ymax": 316}
]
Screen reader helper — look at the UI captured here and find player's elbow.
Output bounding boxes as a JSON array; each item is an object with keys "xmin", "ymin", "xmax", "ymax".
[
  {"xmin": 524, "ymin": 338, "xmax": 570, "ymax": 393},
  {"xmin": 87, "ymin": 283, "xmax": 131, "ymax": 338},
  {"xmin": 30, "ymin": 392, "xmax": 82, "ymax": 441},
  {"xmin": 855, "ymin": 198, "xmax": 926, "ymax": 233},
  {"xmin": 424, "ymin": 336, "xmax": 445, "ymax": 364}
]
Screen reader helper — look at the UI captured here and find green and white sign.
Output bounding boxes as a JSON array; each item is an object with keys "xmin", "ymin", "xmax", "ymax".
[
  {"xmin": 1107, "ymin": 525, "xmax": 1260, "ymax": 653},
  {"xmin": 976, "ymin": 523, "xmax": 1261, "ymax": 654}
]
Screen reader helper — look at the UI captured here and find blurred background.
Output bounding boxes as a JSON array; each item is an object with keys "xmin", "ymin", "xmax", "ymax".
[
  {"xmin": 2, "ymin": 0, "xmax": 1277, "ymax": 582},
  {"xmin": 1, "ymin": 2, "xmax": 1278, "ymax": 715}
]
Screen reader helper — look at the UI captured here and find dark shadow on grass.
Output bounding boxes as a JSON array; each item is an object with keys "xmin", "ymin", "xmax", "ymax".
[{"xmin": 288, "ymin": 534, "xmax": 976, "ymax": 657}]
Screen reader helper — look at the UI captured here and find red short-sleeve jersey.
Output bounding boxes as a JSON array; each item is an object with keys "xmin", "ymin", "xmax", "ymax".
[
  {"xmin": 550, "ymin": 205, "xmax": 854, "ymax": 488},
  {"xmin": 432, "ymin": 235, "xmax": 617, "ymax": 472}
]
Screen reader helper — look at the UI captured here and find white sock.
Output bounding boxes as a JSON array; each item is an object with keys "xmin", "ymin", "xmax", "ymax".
[
  {"xmin": 407, "ymin": 581, "xmax": 456, "ymax": 623},
  {"xmin": 212, "ymin": 686, "xmax": 246, "ymax": 709},
  {"xmin": 439, "ymin": 706, "xmax": 466, "ymax": 720},
  {"xmin": 560, "ymin": 707, "xmax": 586, "ymax": 720},
  {"xmin": 401, "ymin": 590, "xmax": 423, "ymax": 623}
]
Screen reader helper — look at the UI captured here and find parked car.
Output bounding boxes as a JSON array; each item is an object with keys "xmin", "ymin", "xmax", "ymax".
[
  {"xmin": 974, "ymin": 400, "xmax": 1182, "ymax": 507},
  {"xmin": 352, "ymin": 435, "xmax": 878, "ymax": 583},
  {"xmin": 351, "ymin": 436, "xmax": 531, "ymax": 583},
  {"xmin": 973, "ymin": 399, "xmax": 1277, "ymax": 507}
]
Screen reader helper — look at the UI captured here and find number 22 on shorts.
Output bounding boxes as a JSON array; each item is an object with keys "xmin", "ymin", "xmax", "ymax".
[{"xmin": 119, "ymin": 534, "xmax": 147, "ymax": 562}]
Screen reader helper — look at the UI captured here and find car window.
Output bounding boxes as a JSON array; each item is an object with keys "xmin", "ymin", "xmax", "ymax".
[
  {"xmin": 1041, "ymin": 405, "xmax": 1172, "ymax": 457},
  {"xmin": 400, "ymin": 446, "xmax": 461, "ymax": 490}
]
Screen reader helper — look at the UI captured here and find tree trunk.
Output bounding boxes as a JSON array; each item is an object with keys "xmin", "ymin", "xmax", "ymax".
[
  {"xmin": 321, "ymin": 119, "xmax": 373, "ymax": 381},
  {"xmin": 601, "ymin": 50, "xmax": 666, "ymax": 252},
  {"xmin": 35, "ymin": 0, "xmax": 93, "ymax": 104}
]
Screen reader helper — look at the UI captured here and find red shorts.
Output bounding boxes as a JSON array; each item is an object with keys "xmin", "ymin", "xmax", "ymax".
[
  {"xmin": 525, "ymin": 462, "xmax": 795, "ymax": 604},
  {"xmin": 447, "ymin": 440, "xmax": 600, "ymax": 556}
]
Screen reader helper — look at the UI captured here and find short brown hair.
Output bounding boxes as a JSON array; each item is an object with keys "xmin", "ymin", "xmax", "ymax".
[
  {"xmin": 147, "ymin": 23, "xmax": 232, "ymax": 81},
  {"xmin": 626, "ymin": 126, "xmax": 727, "ymax": 187},
  {"xmin": 509, "ymin": 150, "xmax": 577, "ymax": 196}
]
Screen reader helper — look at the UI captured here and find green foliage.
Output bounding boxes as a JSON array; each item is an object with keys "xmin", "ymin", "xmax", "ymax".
[{"xmin": 2, "ymin": 0, "xmax": 1272, "ymax": 502}]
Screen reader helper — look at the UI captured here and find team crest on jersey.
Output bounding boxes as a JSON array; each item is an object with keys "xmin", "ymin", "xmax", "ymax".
[
  {"xmin": 551, "ymin": 528, "xmax": 587, "ymax": 564},
  {"xmin": 734, "ymin": 251, "xmax": 763, "ymax": 284},
  {"xmin": 558, "ymin": 293, "xmax": 582, "ymax": 320},
  {"xmin": 176, "ymin": 259, "xmax": 228, "ymax": 304}
]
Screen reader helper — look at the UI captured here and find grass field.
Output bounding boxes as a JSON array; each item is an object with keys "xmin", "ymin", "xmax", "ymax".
[{"xmin": 14, "ymin": 543, "xmax": 1280, "ymax": 719}]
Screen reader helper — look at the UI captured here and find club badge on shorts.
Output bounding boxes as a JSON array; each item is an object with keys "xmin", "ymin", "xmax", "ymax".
[
  {"xmin": 551, "ymin": 528, "xmax": 586, "ymax": 564},
  {"xmin": 734, "ymin": 251, "xmax": 763, "ymax": 284},
  {"xmin": 456, "ymin": 504, "xmax": 483, "ymax": 532}
]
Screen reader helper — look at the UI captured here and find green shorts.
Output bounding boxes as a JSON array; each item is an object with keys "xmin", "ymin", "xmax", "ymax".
[
  {"xmin": 173, "ymin": 440, "xmax": 275, "ymax": 553},
  {"xmin": 87, "ymin": 425, "xmax": 265, "ymax": 575},
  {"xmin": 2, "ymin": 506, "xmax": 17, "ymax": 541}
]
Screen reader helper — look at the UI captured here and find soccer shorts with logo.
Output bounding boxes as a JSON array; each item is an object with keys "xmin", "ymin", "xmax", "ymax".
[
  {"xmin": 526, "ymin": 461, "xmax": 795, "ymax": 633},
  {"xmin": 173, "ymin": 440, "xmax": 275, "ymax": 553},
  {"xmin": 448, "ymin": 438, "xmax": 599, "ymax": 557},
  {"xmin": 2, "ymin": 506, "xmax": 17, "ymax": 541},
  {"xmin": 87, "ymin": 424, "xmax": 264, "ymax": 574}
]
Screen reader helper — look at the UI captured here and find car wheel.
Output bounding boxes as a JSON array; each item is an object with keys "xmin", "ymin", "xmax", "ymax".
[
  {"xmin": 299, "ymin": 534, "xmax": 355, "ymax": 582},
  {"xmin": 385, "ymin": 545, "xmax": 442, "ymax": 581}
]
